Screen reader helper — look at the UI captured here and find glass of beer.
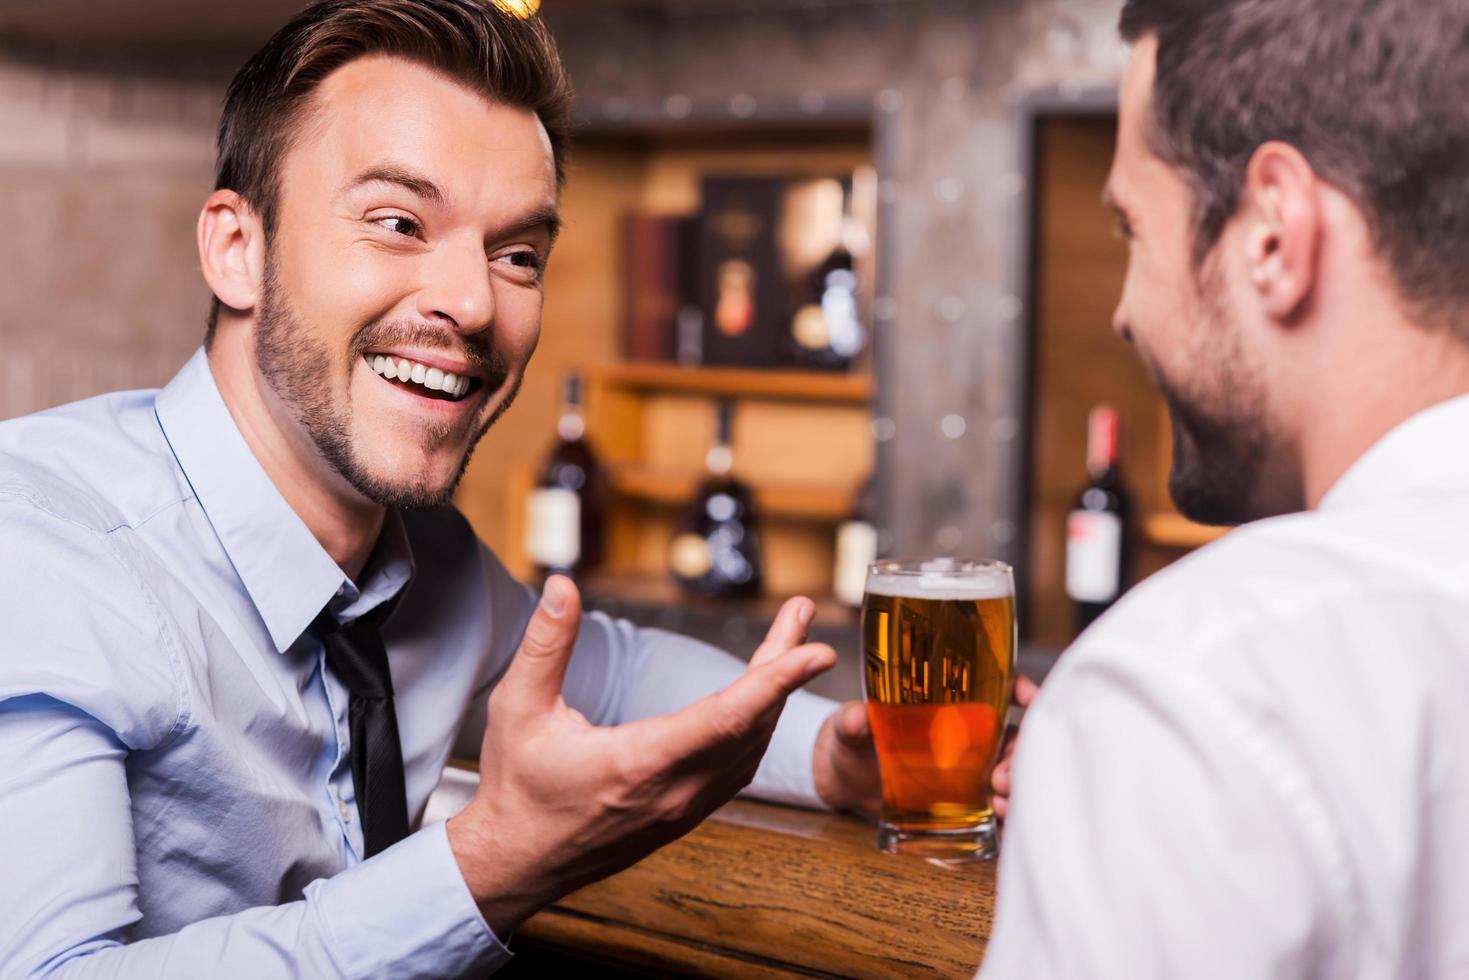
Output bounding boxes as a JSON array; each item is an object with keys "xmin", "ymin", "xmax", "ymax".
[{"xmin": 862, "ymin": 558, "xmax": 1016, "ymax": 859}]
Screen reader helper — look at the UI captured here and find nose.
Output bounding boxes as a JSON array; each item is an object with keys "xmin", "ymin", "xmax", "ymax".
[
  {"xmin": 416, "ymin": 234, "xmax": 494, "ymax": 335},
  {"xmin": 1111, "ymin": 301, "xmax": 1133, "ymax": 344}
]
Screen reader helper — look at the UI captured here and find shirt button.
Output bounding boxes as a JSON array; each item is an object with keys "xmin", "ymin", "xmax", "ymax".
[
  {"xmin": 339, "ymin": 799, "xmax": 353, "ymax": 823},
  {"xmin": 335, "ymin": 584, "xmax": 347, "ymax": 597}
]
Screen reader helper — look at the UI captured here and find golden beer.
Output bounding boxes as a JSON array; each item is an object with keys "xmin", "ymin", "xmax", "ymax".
[{"xmin": 862, "ymin": 559, "xmax": 1016, "ymax": 858}]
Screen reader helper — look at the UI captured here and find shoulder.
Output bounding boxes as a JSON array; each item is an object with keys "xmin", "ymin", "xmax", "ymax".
[
  {"xmin": 0, "ymin": 485, "xmax": 187, "ymax": 749},
  {"xmin": 0, "ymin": 389, "xmax": 189, "ymax": 534},
  {"xmin": 1075, "ymin": 507, "xmax": 1463, "ymax": 670}
]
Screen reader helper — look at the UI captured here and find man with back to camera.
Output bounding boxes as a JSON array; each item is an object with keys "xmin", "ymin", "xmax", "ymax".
[
  {"xmin": 981, "ymin": 0, "xmax": 1469, "ymax": 976},
  {"xmin": 0, "ymin": 1, "xmax": 893, "ymax": 975}
]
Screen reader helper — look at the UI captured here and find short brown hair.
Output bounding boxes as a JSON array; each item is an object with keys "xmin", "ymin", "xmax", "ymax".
[
  {"xmin": 206, "ymin": 0, "xmax": 573, "ymax": 342},
  {"xmin": 1120, "ymin": 0, "xmax": 1469, "ymax": 337}
]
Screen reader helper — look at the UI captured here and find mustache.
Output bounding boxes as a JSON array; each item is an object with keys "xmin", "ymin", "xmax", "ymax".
[{"xmin": 348, "ymin": 319, "xmax": 509, "ymax": 387}]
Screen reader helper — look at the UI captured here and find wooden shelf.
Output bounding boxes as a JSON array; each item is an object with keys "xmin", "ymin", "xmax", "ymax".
[
  {"xmin": 585, "ymin": 360, "xmax": 872, "ymax": 404},
  {"xmin": 1143, "ymin": 512, "xmax": 1229, "ymax": 549},
  {"xmin": 609, "ymin": 463, "xmax": 856, "ymax": 521}
]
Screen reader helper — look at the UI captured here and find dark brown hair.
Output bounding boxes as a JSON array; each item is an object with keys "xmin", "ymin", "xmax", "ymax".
[
  {"xmin": 207, "ymin": 0, "xmax": 573, "ymax": 341},
  {"xmin": 1120, "ymin": 0, "xmax": 1469, "ymax": 336}
]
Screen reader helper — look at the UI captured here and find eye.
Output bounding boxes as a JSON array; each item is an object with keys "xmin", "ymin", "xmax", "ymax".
[
  {"xmin": 1111, "ymin": 214, "xmax": 1135, "ymax": 242},
  {"xmin": 496, "ymin": 249, "xmax": 546, "ymax": 278},
  {"xmin": 376, "ymin": 215, "xmax": 422, "ymax": 238}
]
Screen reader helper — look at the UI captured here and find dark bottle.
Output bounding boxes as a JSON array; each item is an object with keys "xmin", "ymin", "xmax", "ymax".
[
  {"xmin": 523, "ymin": 373, "xmax": 605, "ymax": 581},
  {"xmin": 833, "ymin": 472, "xmax": 878, "ymax": 608},
  {"xmin": 668, "ymin": 400, "xmax": 763, "ymax": 599},
  {"xmin": 1065, "ymin": 404, "xmax": 1131, "ymax": 636},
  {"xmin": 788, "ymin": 178, "xmax": 868, "ymax": 372}
]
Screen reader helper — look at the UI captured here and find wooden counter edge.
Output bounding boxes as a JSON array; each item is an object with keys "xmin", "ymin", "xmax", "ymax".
[{"xmin": 515, "ymin": 800, "xmax": 994, "ymax": 979}]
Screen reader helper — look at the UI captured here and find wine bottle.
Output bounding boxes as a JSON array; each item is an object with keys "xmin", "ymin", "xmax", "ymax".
[
  {"xmin": 833, "ymin": 473, "xmax": 878, "ymax": 608},
  {"xmin": 788, "ymin": 177, "xmax": 868, "ymax": 371},
  {"xmin": 668, "ymin": 400, "xmax": 763, "ymax": 599},
  {"xmin": 1065, "ymin": 404, "xmax": 1130, "ymax": 635},
  {"xmin": 524, "ymin": 373, "xmax": 605, "ymax": 581}
]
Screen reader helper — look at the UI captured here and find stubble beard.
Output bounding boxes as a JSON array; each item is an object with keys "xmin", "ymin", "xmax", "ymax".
[
  {"xmin": 1152, "ymin": 263, "xmax": 1300, "ymax": 526},
  {"xmin": 253, "ymin": 259, "xmax": 520, "ymax": 510}
]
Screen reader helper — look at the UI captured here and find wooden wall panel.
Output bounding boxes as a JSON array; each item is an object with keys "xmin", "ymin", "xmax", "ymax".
[{"xmin": 1026, "ymin": 116, "xmax": 1172, "ymax": 649}]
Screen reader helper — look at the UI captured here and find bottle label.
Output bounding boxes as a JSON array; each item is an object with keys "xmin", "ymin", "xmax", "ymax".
[
  {"xmin": 834, "ymin": 520, "xmax": 878, "ymax": 607},
  {"xmin": 1065, "ymin": 510, "xmax": 1122, "ymax": 602},
  {"xmin": 525, "ymin": 488, "xmax": 581, "ymax": 569}
]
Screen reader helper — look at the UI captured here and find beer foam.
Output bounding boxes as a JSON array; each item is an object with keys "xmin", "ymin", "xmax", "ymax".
[{"xmin": 865, "ymin": 562, "xmax": 1012, "ymax": 601}]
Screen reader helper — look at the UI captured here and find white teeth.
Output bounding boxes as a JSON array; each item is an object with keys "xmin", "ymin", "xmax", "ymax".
[{"xmin": 364, "ymin": 353, "xmax": 472, "ymax": 401}]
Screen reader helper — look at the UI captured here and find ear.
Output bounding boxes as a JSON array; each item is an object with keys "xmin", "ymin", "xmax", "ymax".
[
  {"xmin": 1241, "ymin": 141, "xmax": 1321, "ymax": 322},
  {"xmin": 197, "ymin": 189, "xmax": 265, "ymax": 315}
]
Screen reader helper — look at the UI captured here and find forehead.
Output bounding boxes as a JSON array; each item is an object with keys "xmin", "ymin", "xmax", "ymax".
[
  {"xmin": 283, "ymin": 54, "xmax": 556, "ymax": 209},
  {"xmin": 1109, "ymin": 34, "xmax": 1160, "ymax": 197}
]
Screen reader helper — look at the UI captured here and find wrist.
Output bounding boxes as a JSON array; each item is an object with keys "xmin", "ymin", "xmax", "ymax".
[{"xmin": 446, "ymin": 805, "xmax": 545, "ymax": 937}]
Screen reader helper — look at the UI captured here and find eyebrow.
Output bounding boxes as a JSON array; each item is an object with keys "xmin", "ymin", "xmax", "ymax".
[
  {"xmin": 345, "ymin": 164, "xmax": 445, "ymax": 206},
  {"xmin": 501, "ymin": 204, "xmax": 563, "ymax": 247},
  {"xmin": 343, "ymin": 164, "xmax": 561, "ymax": 244}
]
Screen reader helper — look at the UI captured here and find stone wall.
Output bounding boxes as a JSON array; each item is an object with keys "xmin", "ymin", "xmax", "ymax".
[{"xmin": 0, "ymin": 50, "xmax": 225, "ymax": 419}]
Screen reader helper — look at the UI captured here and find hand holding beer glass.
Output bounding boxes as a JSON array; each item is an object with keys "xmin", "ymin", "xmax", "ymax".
[{"xmin": 862, "ymin": 559, "xmax": 1017, "ymax": 859}]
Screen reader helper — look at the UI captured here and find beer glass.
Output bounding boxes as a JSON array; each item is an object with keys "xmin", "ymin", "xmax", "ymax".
[{"xmin": 861, "ymin": 558, "xmax": 1017, "ymax": 859}]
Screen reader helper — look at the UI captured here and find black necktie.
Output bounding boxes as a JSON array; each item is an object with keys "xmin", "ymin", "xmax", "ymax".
[{"xmin": 314, "ymin": 597, "xmax": 409, "ymax": 857}]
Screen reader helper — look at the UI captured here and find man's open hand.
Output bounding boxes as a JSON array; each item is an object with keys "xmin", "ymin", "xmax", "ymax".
[{"xmin": 446, "ymin": 576, "xmax": 837, "ymax": 935}]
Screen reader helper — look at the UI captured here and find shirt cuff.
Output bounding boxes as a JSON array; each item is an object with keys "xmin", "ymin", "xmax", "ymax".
[
  {"xmin": 744, "ymin": 688, "xmax": 838, "ymax": 810},
  {"xmin": 309, "ymin": 820, "xmax": 512, "ymax": 979}
]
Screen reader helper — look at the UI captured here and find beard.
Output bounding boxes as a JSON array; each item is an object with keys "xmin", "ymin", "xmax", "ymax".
[
  {"xmin": 1149, "ymin": 265, "xmax": 1302, "ymax": 526},
  {"xmin": 254, "ymin": 258, "xmax": 519, "ymax": 510}
]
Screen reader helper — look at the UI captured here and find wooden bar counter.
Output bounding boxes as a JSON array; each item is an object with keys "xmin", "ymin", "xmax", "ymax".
[{"xmin": 509, "ymin": 801, "xmax": 994, "ymax": 977}]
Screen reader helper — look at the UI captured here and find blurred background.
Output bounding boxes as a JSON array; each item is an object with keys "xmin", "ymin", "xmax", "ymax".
[{"xmin": 0, "ymin": 0, "xmax": 1225, "ymax": 699}]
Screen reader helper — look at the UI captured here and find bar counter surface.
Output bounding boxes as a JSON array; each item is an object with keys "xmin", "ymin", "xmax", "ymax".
[{"xmin": 510, "ymin": 800, "xmax": 994, "ymax": 977}]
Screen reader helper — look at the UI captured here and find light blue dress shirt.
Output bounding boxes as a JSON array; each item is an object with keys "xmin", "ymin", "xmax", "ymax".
[{"xmin": 0, "ymin": 348, "xmax": 835, "ymax": 978}]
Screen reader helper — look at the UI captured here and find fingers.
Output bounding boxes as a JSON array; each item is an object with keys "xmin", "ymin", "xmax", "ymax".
[
  {"xmin": 496, "ymin": 576, "xmax": 583, "ymax": 714},
  {"xmin": 833, "ymin": 701, "xmax": 872, "ymax": 747},
  {"xmin": 747, "ymin": 597, "xmax": 816, "ymax": 668},
  {"xmin": 992, "ymin": 755, "xmax": 1012, "ymax": 796},
  {"xmin": 665, "ymin": 641, "xmax": 837, "ymax": 756},
  {"xmin": 1014, "ymin": 674, "xmax": 1039, "ymax": 707}
]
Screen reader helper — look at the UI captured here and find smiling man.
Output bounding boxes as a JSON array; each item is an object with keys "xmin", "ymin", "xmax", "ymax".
[
  {"xmin": 981, "ymin": 1, "xmax": 1469, "ymax": 977},
  {"xmin": 0, "ymin": 2, "xmax": 881, "ymax": 977}
]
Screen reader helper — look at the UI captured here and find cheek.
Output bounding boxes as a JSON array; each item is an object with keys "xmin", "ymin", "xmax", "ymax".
[{"xmin": 492, "ymin": 285, "xmax": 544, "ymax": 357}]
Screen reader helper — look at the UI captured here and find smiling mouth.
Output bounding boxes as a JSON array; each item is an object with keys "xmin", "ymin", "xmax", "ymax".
[{"xmin": 365, "ymin": 354, "xmax": 479, "ymax": 402}]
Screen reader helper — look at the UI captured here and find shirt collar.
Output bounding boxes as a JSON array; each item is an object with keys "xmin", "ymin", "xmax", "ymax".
[
  {"xmin": 1319, "ymin": 392, "xmax": 1469, "ymax": 513},
  {"xmin": 155, "ymin": 348, "xmax": 412, "ymax": 652}
]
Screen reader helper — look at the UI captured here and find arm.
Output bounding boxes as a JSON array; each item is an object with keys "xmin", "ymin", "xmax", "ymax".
[
  {"xmin": 978, "ymin": 654, "xmax": 1339, "ymax": 979},
  {"xmin": 0, "ymin": 501, "xmax": 505, "ymax": 979}
]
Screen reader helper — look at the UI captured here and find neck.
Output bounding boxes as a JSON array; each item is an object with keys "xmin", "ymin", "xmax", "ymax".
[
  {"xmin": 207, "ymin": 322, "xmax": 385, "ymax": 580},
  {"xmin": 1300, "ymin": 319, "xmax": 1469, "ymax": 508}
]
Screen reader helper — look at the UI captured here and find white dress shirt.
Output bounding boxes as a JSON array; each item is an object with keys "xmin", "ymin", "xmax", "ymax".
[
  {"xmin": 0, "ymin": 348, "xmax": 834, "ymax": 979},
  {"xmin": 981, "ymin": 394, "xmax": 1469, "ymax": 979}
]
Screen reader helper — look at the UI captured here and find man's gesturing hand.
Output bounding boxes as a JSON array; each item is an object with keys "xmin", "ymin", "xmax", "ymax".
[{"xmin": 447, "ymin": 576, "xmax": 837, "ymax": 936}]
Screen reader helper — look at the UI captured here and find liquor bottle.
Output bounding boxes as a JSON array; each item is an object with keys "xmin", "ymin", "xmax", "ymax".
[
  {"xmin": 833, "ymin": 473, "xmax": 878, "ymax": 608},
  {"xmin": 788, "ymin": 178, "xmax": 868, "ymax": 371},
  {"xmin": 668, "ymin": 400, "xmax": 763, "ymax": 599},
  {"xmin": 523, "ymin": 373, "xmax": 605, "ymax": 581},
  {"xmin": 1065, "ymin": 404, "xmax": 1130, "ymax": 635}
]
